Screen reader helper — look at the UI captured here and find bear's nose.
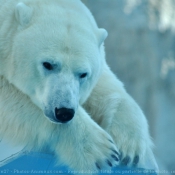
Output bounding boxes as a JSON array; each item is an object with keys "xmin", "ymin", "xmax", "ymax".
[{"xmin": 55, "ymin": 107, "xmax": 75, "ymax": 123}]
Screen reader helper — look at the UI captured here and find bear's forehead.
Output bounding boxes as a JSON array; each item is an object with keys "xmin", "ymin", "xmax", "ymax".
[
  {"xmin": 20, "ymin": 23, "xmax": 97, "ymax": 64},
  {"xmin": 31, "ymin": 9, "xmax": 96, "ymax": 43},
  {"xmin": 32, "ymin": 1, "xmax": 95, "ymax": 28},
  {"xmin": 28, "ymin": 18, "xmax": 97, "ymax": 54},
  {"xmin": 17, "ymin": 1, "xmax": 99, "ymax": 60}
]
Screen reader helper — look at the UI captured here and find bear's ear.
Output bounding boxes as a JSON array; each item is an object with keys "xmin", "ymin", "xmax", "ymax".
[
  {"xmin": 97, "ymin": 28, "xmax": 108, "ymax": 47},
  {"xmin": 15, "ymin": 2, "xmax": 33, "ymax": 26}
]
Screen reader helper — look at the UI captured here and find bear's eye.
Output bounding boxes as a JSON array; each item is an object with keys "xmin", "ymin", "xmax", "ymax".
[
  {"xmin": 43, "ymin": 62, "xmax": 53, "ymax": 70},
  {"xmin": 80, "ymin": 73, "xmax": 88, "ymax": 79}
]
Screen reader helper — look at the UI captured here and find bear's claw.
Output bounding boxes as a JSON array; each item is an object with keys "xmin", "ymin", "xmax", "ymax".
[
  {"xmin": 133, "ymin": 155, "xmax": 139, "ymax": 166},
  {"xmin": 95, "ymin": 163, "xmax": 101, "ymax": 170},
  {"xmin": 111, "ymin": 154, "xmax": 119, "ymax": 162},
  {"xmin": 112, "ymin": 149, "xmax": 119, "ymax": 156},
  {"xmin": 119, "ymin": 154, "xmax": 140, "ymax": 167},
  {"xmin": 121, "ymin": 156, "xmax": 131, "ymax": 166},
  {"xmin": 106, "ymin": 159, "xmax": 112, "ymax": 167}
]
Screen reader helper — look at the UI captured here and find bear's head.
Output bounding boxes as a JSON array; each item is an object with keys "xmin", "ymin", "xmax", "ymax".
[{"xmin": 2, "ymin": 1, "xmax": 108, "ymax": 124}]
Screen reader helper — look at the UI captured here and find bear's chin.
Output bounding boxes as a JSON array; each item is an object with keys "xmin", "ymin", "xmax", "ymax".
[{"xmin": 44, "ymin": 115, "xmax": 73, "ymax": 124}]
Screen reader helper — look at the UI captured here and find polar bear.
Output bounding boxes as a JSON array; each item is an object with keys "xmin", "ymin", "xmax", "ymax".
[{"xmin": 0, "ymin": 0, "xmax": 158, "ymax": 173}]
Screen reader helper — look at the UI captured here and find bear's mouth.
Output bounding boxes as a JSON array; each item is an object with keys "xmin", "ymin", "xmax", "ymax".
[{"xmin": 45, "ymin": 115, "xmax": 74, "ymax": 124}]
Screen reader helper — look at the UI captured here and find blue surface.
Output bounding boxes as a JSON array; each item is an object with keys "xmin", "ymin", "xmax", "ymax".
[{"xmin": 0, "ymin": 153, "xmax": 157, "ymax": 175}]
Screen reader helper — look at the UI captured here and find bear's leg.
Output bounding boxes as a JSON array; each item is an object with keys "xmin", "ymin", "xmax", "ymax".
[
  {"xmin": 0, "ymin": 76, "xmax": 120, "ymax": 173},
  {"xmin": 53, "ymin": 106, "xmax": 120, "ymax": 173},
  {"xmin": 84, "ymin": 66, "xmax": 158, "ymax": 170},
  {"xmin": 0, "ymin": 76, "xmax": 121, "ymax": 173}
]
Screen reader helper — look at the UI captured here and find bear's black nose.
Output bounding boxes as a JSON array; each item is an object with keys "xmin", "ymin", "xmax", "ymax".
[{"xmin": 55, "ymin": 107, "xmax": 75, "ymax": 123}]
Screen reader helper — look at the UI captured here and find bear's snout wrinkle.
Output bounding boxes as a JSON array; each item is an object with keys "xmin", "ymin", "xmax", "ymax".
[{"xmin": 55, "ymin": 107, "xmax": 75, "ymax": 123}]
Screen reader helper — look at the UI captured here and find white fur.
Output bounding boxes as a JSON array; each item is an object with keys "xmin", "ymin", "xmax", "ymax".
[
  {"xmin": 15, "ymin": 2, "xmax": 33, "ymax": 26},
  {"xmin": 0, "ymin": 0, "xmax": 158, "ymax": 173}
]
